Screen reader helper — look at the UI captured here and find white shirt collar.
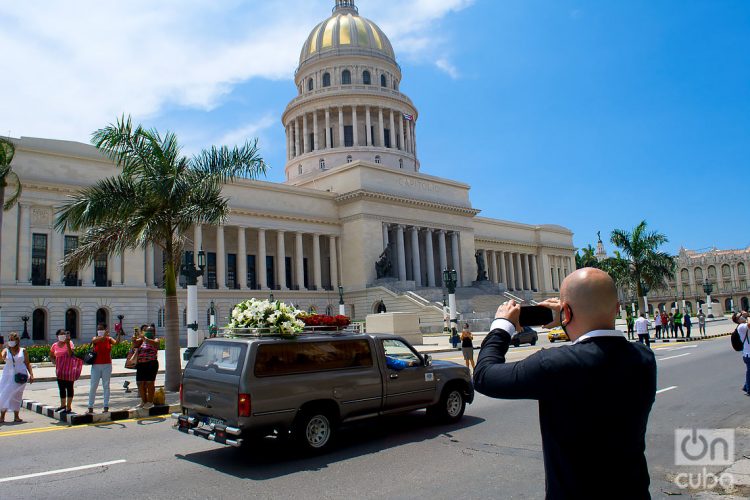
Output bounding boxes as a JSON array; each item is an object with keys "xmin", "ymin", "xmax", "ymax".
[{"xmin": 573, "ymin": 329, "xmax": 625, "ymax": 344}]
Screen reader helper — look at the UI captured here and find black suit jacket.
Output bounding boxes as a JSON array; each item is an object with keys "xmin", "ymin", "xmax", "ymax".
[{"xmin": 474, "ymin": 328, "xmax": 657, "ymax": 500}]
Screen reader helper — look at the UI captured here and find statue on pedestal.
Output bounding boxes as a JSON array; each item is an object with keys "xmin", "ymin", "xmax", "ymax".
[
  {"xmin": 375, "ymin": 245, "xmax": 392, "ymax": 279},
  {"xmin": 475, "ymin": 251, "xmax": 488, "ymax": 281}
]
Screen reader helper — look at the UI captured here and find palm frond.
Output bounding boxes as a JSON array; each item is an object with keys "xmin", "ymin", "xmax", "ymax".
[
  {"xmin": 192, "ymin": 139, "xmax": 266, "ymax": 183},
  {"xmin": 0, "ymin": 138, "xmax": 15, "ymax": 166},
  {"xmin": 55, "ymin": 176, "xmax": 139, "ymax": 231},
  {"xmin": 3, "ymin": 171, "xmax": 22, "ymax": 210}
]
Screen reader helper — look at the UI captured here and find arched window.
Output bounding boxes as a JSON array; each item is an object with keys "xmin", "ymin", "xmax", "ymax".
[
  {"xmin": 32, "ymin": 308, "xmax": 46, "ymax": 341},
  {"xmin": 325, "ymin": 305, "xmax": 333, "ymax": 316},
  {"xmin": 319, "ymin": 158, "xmax": 326, "ymax": 170},
  {"xmin": 722, "ymin": 264, "xmax": 731, "ymax": 278},
  {"xmin": 96, "ymin": 308, "xmax": 109, "ymax": 330},
  {"xmin": 380, "ymin": 74, "xmax": 387, "ymax": 87},
  {"xmin": 739, "ymin": 263, "xmax": 746, "ymax": 276},
  {"xmin": 363, "ymin": 70, "xmax": 371, "ymax": 85},
  {"xmin": 725, "ymin": 298, "xmax": 733, "ymax": 311},
  {"xmin": 694, "ymin": 267, "xmax": 703, "ymax": 282},
  {"xmin": 342, "ymin": 70, "xmax": 351, "ymax": 85},
  {"xmin": 708, "ymin": 265, "xmax": 717, "ymax": 280},
  {"xmin": 346, "ymin": 155, "xmax": 353, "ymax": 163},
  {"xmin": 374, "ymin": 155, "xmax": 381, "ymax": 164},
  {"xmin": 307, "ymin": 78, "xmax": 314, "ymax": 91},
  {"xmin": 323, "ymin": 72, "xmax": 331, "ymax": 87},
  {"xmin": 680, "ymin": 269, "xmax": 689, "ymax": 283},
  {"xmin": 65, "ymin": 308, "xmax": 78, "ymax": 339}
]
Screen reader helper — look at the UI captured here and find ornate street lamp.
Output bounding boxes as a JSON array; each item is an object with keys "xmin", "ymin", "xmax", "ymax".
[
  {"xmin": 443, "ymin": 269, "xmax": 459, "ymax": 348},
  {"xmin": 338, "ymin": 286, "xmax": 346, "ymax": 316},
  {"xmin": 181, "ymin": 249, "xmax": 206, "ymax": 360},
  {"xmin": 21, "ymin": 315, "xmax": 30, "ymax": 340},
  {"xmin": 703, "ymin": 280, "xmax": 714, "ymax": 318}
]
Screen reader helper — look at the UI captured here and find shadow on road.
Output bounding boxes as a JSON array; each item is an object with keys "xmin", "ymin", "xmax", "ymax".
[{"xmin": 175, "ymin": 411, "xmax": 485, "ymax": 480}]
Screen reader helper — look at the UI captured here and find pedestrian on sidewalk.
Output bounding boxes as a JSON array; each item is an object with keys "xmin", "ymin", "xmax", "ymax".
[
  {"xmin": 626, "ymin": 314, "xmax": 635, "ymax": 341},
  {"xmin": 674, "ymin": 310, "xmax": 684, "ymax": 338},
  {"xmin": 698, "ymin": 311, "xmax": 706, "ymax": 336},
  {"xmin": 460, "ymin": 323, "xmax": 475, "ymax": 370},
  {"xmin": 133, "ymin": 326, "xmax": 159, "ymax": 409},
  {"xmin": 732, "ymin": 313, "xmax": 750, "ymax": 395},
  {"xmin": 0, "ymin": 332, "xmax": 34, "ymax": 423},
  {"xmin": 635, "ymin": 313, "xmax": 651, "ymax": 347},
  {"xmin": 661, "ymin": 311, "xmax": 669, "ymax": 338},
  {"xmin": 683, "ymin": 312, "xmax": 692, "ymax": 338},
  {"xmin": 474, "ymin": 268, "xmax": 656, "ymax": 499},
  {"xmin": 654, "ymin": 310, "xmax": 663, "ymax": 339},
  {"xmin": 668, "ymin": 312, "xmax": 675, "ymax": 338},
  {"xmin": 50, "ymin": 330, "xmax": 81, "ymax": 413},
  {"xmin": 87, "ymin": 323, "xmax": 122, "ymax": 414}
]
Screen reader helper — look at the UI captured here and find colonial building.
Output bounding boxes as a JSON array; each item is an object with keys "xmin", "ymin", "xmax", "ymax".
[{"xmin": 0, "ymin": 0, "xmax": 575, "ymax": 342}]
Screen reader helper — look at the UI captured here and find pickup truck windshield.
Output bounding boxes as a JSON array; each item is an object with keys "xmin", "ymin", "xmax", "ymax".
[{"xmin": 190, "ymin": 342, "xmax": 247, "ymax": 375}]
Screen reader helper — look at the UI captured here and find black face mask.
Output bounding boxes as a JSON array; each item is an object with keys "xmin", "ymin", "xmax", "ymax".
[{"xmin": 561, "ymin": 305, "xmax": 573, "ymax": 338}]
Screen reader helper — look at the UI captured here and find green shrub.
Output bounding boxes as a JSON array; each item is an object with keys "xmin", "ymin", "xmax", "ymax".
[{"xmin": 23, "ymin": 338, "xmax": 165, "ymax": 363}]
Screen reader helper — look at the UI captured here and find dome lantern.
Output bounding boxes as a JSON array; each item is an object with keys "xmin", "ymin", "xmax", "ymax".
[{"xmin": 333, "ymin": 0, "xmax": 358, "ymax": 14}]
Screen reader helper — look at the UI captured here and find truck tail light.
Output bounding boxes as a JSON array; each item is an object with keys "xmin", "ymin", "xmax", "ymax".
[{"xmin": 238, "ymin": 394, "xmax": 251, "ymax": 417}]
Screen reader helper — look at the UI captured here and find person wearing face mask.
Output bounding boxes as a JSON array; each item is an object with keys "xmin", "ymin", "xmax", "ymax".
[
  {"xmin": 49, "ymin": 329, "xmax": 81, "ymax": 413},
  {"xmin": 0, "ymin": 332, "xmax": 34, "ymax": 423},
  {"xmin": 473, "ymin": 268, "xmax": 657, "ymax": 500},
  {"xmin": 133, "ymin": 326, "xmax": 160, "ymax": 409},
  {"xmin": 87, "ymin": 323, "xmax": 122, "ymax": 414}
]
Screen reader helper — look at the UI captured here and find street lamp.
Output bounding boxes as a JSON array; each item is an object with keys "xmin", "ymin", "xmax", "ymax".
[
  {"xmin": 21, "ymin": 315, "xmax": 30, "ymax": 340},
  {"xmin": 641, "ymin": 283, "xmax": 650, "ymax": 318},
  {"xmin": 181, "ymin": 249, "xmax": 206, "ymax": 360},
  {"xmin": 208, "ymin": 300, "xmax": 217, "ymax": 338},
  {"xmin": 442, "ymin": 293, "xmax": 450, "ymax": 332},
  {"xmin": 443, "ymin": 269, "xmax": 459, "ymax": 348},
  {"xmin": 703, "ymin": 280, "xmax": 714, "ymax": 318},
  {"xmin": 338, "ymin": 286, "xmax": 346, "ymax": 316}
]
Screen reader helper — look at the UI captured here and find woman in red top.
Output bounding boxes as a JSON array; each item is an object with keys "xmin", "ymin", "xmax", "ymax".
[
  {"xmin": 50, "ymin": 329, "xmax": 80, "ymax": 412},
  {"xmin": 87, "ymin": 323, "xmax": 121, "ymax": 414},
  {"xmin": 133, "ymin": 326, "xmax": 160, "ymax": 409}
]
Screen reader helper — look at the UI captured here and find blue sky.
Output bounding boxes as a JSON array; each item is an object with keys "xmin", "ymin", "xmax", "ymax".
[{"xmin": 2, "ymin": 0, "xmax": 748, "ymax": 255}]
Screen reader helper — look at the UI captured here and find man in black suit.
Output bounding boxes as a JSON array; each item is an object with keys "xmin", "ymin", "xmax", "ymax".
[{"xmin": 474, "ymin": 268, "xmax": 657, "ymax": 499}]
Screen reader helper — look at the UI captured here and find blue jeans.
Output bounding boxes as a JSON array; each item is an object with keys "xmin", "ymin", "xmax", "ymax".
[
  {"xmin": 744, "ymin": 357, "xmax": 750, "ymax": 394},
  {"xmin": 88, "ymin": 364, "xmax": 113, "ymax": 408}
]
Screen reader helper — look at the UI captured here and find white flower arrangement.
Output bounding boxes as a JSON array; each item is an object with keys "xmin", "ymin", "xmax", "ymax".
[{"xmin": 227, "ymin": 298, "xmax": 306, "ymax": 336}]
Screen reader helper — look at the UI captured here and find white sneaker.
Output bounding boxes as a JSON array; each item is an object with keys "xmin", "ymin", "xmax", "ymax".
[{"xmin": 143, "ymin": 403, "xmax": 154, "ymax": 409}]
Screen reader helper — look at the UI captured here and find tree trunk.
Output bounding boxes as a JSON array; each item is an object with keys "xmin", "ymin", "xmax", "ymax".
[{"xmin": 163, "ymin": 257, "xmax": 181, "ymax": 392}]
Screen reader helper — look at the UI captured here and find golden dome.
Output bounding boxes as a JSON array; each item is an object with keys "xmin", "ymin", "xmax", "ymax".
[{"xmin": 299, "ymin": 1, "xmax": 395, "ymax": 66}]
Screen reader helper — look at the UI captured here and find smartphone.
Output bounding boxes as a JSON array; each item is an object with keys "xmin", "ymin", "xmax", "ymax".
[{"xmin": 519, "ymin": 306, "xmax": 554, "ymax": 327}]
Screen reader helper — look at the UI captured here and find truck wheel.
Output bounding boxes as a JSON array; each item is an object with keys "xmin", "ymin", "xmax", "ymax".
[
  {"xmin": 295, "ymin": 409, "xmax": 336, "ymax": 452},
  {"xmin": 429, "ymin": 386, "xmax": 466, "ymax": 424}
]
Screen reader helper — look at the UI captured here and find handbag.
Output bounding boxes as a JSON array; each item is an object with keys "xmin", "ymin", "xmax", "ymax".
[
  {"xmin": 125, "ymin": 347, "xmax": 139, "ymax": 369},
  {"xmin": 9, "ymin": 348, "xmax": 29, "ymax": 384},
  {"xmin": 83, "ymin": 343, "xmax": 97, "ymax": 365}
]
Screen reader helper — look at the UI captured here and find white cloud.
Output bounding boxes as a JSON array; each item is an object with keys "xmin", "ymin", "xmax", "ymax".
[
  {"xmin": 0, "ymin": 0, "xmax": 473, "ymax": 143},
  {"xmin": 436, "ymin": 58, "xmax": 460, "ymax": 79}
]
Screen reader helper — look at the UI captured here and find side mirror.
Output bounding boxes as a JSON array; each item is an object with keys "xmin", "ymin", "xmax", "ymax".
[{"xmin": 423, "ymin": 354, "xmax": 432, "ymax": 367}]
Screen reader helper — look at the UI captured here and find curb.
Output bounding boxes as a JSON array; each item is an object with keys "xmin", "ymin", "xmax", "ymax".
[{"xmin": 22, "ymin": 398, "xmax": 180, "ymax": 425}]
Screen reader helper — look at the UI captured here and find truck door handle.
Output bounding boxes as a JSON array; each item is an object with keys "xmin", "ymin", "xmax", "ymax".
[{"xmin": 389, "ymin": 374, "xmax": 399, "ymax": 379}]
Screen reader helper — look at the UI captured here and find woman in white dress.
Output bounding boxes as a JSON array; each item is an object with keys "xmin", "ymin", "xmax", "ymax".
[{"xmin": 0, "ymin": 332, "xmax": 35, "ymax": 423}]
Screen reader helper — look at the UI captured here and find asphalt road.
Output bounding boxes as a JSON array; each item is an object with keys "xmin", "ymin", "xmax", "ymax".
[{"xmin": 1, "ymin": 336, "xmax": 747, "ymax": 499}]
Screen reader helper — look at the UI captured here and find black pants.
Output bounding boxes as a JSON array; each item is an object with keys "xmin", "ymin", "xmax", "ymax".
[
  {"xmin": 57, "ymin": 379, "xmax": 74, "ymax": 399},
  {"xmin": 685, "ymin": 325, "xmax": 691, "ymax": 338},
  {"xmin": 676, "ymin": 324, "xmax": 684, "ymax": 337},
  {"xmin": 638, "ymin": 334, "xmax": 651, "ymax": 347},
  {"xmin": 655, "ymin": 325, "xmax": 662, "ymax": 338}
]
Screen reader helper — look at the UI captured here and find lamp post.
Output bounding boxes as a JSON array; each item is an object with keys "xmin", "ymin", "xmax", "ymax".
[
  {"xmin": 181, "ymin": 249, "xmax": 206, "ymax": 360},
  {"xmin": 443, "ymin": 269, "xmax": 459, "ymax": 348},
  {"xmin": 21, "ymin": 315, "xmax": 30, "ymax": 340},
  {"xmin": 442, "ymin": 293, "xmax": 450, "ymax": 332},
  {"xmin": 338, "ymin": 286, "xmax": 345, "ymax": 316},
  {"xmin": 703, "ymin": 280, "xmax": 714, "ymax": 318},
  {"xmin": 641, "ymin": 284, "xmax": 650, "ymax": 318},
  {"xmin": 208, "ymin": 300, "xmax": 217, "ymax": 338}
]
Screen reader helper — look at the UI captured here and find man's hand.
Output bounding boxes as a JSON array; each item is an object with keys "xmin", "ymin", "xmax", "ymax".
[
  {"xmin": 538, "ymin": 298, "xmax": 562, "ymax": 329},
  {"xmin": 495, "ymin": 300, "xmax": 522, "ymax": 332}
]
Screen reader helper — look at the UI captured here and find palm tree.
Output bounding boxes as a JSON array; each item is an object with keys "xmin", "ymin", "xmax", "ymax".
[
  {"xmin": 0, "ymin": 138, "xmax": 23, "ymax": 282},
  {"xmin": 575, "ymin": 244, "xmax": 599, "ymax": 269},
  {"xmin": 55, "ymin": 116, "xmax": 265, "ymax": 391},
  {"xmin": 610, "ymin": 221, "xmax": 675, "ymax": 312}
]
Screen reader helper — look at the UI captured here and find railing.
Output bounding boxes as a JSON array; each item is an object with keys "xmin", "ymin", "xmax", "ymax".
[{"xmin": 220, "ymin": 324, "xmax": 363, "ymax": 338}]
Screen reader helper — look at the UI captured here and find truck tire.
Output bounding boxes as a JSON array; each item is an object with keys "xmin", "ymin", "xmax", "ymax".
[
  {"xmin": 295, "ymin": 408, "xmax": 336, "ymax": 452},
  {"xmin": 428, "ymin": 385, "xmax": 466, "ymax": 424}
]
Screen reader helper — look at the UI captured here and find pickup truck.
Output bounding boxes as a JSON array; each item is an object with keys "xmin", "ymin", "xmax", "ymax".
[{"xmin": 173, "ymin": 332, "xmax": 474, "ymax": 452}]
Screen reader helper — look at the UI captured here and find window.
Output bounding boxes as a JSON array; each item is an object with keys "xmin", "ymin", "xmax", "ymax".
[
  {"xmin": 247, "ymin": 255, "xmax": 257, "ymax": 289},
  {"xmin": 191, "ymin": 342, "xmax": 247, "ymax": 375},
  {"xmin": 681, "ymin": 269, "xmax": 689, "ymax": 283},
  {"xmin": 31, "ymin": 233, "xmax": 48, "ymax": 286},
  {"xmin": 319, "ymin": 158, "xmax": 326, "ymax": 170},
  {"xmin": 380, "ymin": 74, "xmax": 387, "ymax": 87},
  {"xmin": 346, "ymin": 155, "xmax": 353, "ymax": 163},
  {"xmin": 374, "ymin": 155, "xmax": 381, "ymax": 164},
  {"xmin": 63, "ymin": 236, "xmax": 79, "ymax": 286},
  {"xmin": 394, "ymin": 80, "xmax": 399, "ymax": 90},
  {"xmin": 32, "ymin": 308, "xmax": 46, "ymax": 341},
  {"xmin": 65, "ymin": 309, "xmax": 78, "ymax": 339},
  {"xmin": 399, "ymin": 159, "xmax": 403, "ymax": 169},
  {"xmin": 94, "ymin": 253, "xmax": 108, "ymax": 287},
  {"xmin": 344, "ymin": 125, "xmax": 354, "ymax": 147},
  {"xmin": 325, "ymin": 305, "xmax": 333, "ymax": 316},
  {"xmin": 342, "ymin": 69, "xmax": 351, "ymax": 85},
  {"xmin": 227, "ymin": 253, "xmax": 237, "ymax": 289},
  {"xmin": 382, "ymin": 339, "xmax": 420, "ymax": 365},
  {"xmin": 722, "ymin": 264, "xmax": 731, "ymax": 278},
  {"xmin": 157, "ymin": 308, "xmax": 165, "ymax": 328},
  {"xmin": 307, "ymin": 78, "xmax": 314, "ymax": 91},
  {"xmin": 694, "ymin": 267, "xmax": 703, "ymax": 282},
  {"xmin": 739, "ymin": 263, "xmax": 746, "ymax": 276},
  {"xmin": 96, "ymin": 308, "xmax": 109, "ymax": 329},
  {"xmin": 285, "ymin": 256, "xmax": 293, "ymax": 289},
  {"xmin": 254, "ymin": 340, "xmax": 373, "ymax": 377},
  {"xmin": 266, "ymin": 256, "xmax": 275, "ymax": 289},
  {"xmin": 384, "ymin": 128, "xmax": 391, "ymax": 148},
  {"xmin": 363, "ymin": 70, "xmax": 371, "ymax": 85},
  {"xmin": 322, "ymin": 72, "xmax": 331, "ymax": 87},
  {"xmin": 298, "ymin": 165, "xmax": 303, "ymax": 175},
  {"xmin": 708, "ymin": 266, "xmax": 717, "ymax": 280},
  {"xmin": 206, "ymin": 252, "xmax": 217, "ymax": 289},
  {"xmin": 179, "ymin": 250, "xmax": 193, "ymax": 288}
]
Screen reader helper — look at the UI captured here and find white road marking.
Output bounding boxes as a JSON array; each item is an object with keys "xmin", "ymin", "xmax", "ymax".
[
  {"xmin": 657, "ymin": 353, "xmax": 692, "ymax": 361},
  {"xmin": 656, "ymin": 386, "xmax": 678, "ymax": 395},
  {"xmin": 656, "ymin": 345, "xmax": 698, "ymax": 352},
  {"xmin": 0, "ymin": 460, "xmax": 127, "ymax": 483}
]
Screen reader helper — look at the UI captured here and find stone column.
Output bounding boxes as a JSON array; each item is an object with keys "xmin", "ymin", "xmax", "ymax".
[
  {"xmin": 389, "ymin": 109, "xmax": 396, "ymax": 148},
  {"xmin": 424, "ymin": 228, "xmax": 435, "ymax": 287},
  {"xmin": 313, "ymin": 233, "xmax": 322, "ymax": 290},
  {"xmin": 410, "ymin": 227, "xmax": 422, "ymax": 287},
  {"xmin": 396, "ymin": 225, "xmax": 407, "ymax": 281},
  {"xmin": 514, "ymin": 253, "xmax": 523, "ymax": 290},
  {"xmin": 488, "ymin": 250, "xmax": 497, "ymax": 283},
  {"xmin": 522, "ymin": 254, "xmax": 531, "ymax": 290},
  {"xmin": 329, "ymin": 235, "xmax": 338, "ymax": 287},
  {"xmin": 438, "ymin": 230, "xmax": 448, "ymax": 284},
  {"xmin": 378, "ymin": 108, "xmax": 385, "ymax": 147},
  {"xmin": 324, "ymin": 108, "xmax": 331, "ymax": 149},
  {"xmin": 507, "ymin": 253, "xmax": 516, "ymax": 291},
  {"xmin": 365, "ymin": 106, "xmax": 372, "ymax": 146},
  {"xmin": 257, "ymin": 229, "xmax": 267, "ymax": 290},
  {"xmin": 17, "ymin": 204, "xmax": 31, "ymax": 283},
  {"xmin": 294, "ymin": 118, "xmax": 301, "ymax": 157},
  {"xmin": 237, "ymin": 227, "xmax": 247, "ymax": 289},
  {"xmin": 382, "ymin": 223, "xmax": 390, "ymax": 252},
  {"xmin": 450, "ymin": 232, "xmax": 461, "ymax": 285},
  {"xmin": 499, "ymin": 251, "xmax": 507, "ymax": 286},
  {"xmin": 50, "ymin": 229, "xmax": 63, "ymax": 284},
  {"xmin": 146, "ymin": 243, "xmax": 155, "ymax": 287},
  {"xmin": 338, "ymin": 107, "xmax": 345, "ymax": 148},
  {"xmin": 216, "ymin": 225, "xmax": 226, "ymax": 289},
  {"xmin": 277, "ymin": 230, "xmax": 287, "ymax": 290},
  {"xmin": 312, "ymin": 111, "xmax": 319, "ymax": 151},
  {"xmin": 412, "ymin": 121, "xmax": 418, "ymax": 156},
  {"xmin": 302, "ymin": 114, "xmax": 309, "ymax": 154},
  {"xmin": 193, "ymin": 224, "xmax": 203, "ymax": 287},
  {"xmin": 398, "ymin": 113, "xmax": 405, "ymax": 150},
  {"xmin": 295, "ymin": 231, "xmax": 305, "ymax": 290},
  {"xmin": 352, "ymin": 106, "xmax": 359, "ymax": 146}
]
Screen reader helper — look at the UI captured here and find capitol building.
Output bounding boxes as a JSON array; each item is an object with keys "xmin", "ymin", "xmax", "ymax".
[{"xmin": 0, "ymin": 0, "xmax": 575, "ymax": 342}]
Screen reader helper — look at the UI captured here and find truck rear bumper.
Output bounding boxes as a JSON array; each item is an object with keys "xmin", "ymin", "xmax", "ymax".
[{"xmin": 172, "ymin": 413, "xmax": 243, "ymax": 448}]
